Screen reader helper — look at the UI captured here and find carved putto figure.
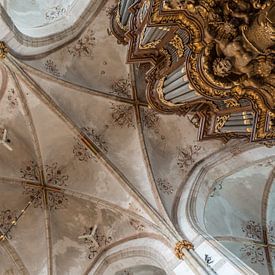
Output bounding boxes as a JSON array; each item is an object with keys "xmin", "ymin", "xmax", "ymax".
[{"xmin": 202, "ymin": 0, "xmax": 274, "ymax": 88}]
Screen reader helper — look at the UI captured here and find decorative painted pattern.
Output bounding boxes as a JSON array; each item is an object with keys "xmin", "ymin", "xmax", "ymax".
[
  {"xmin": 142, "ymin": 109, "xmax": 166, "ymax": 140},
  {"xmin": 111, "ymin": 78, "xmax": 132, "ymax": 98},
  {"xmin": 7, "ymin": 88, "xmax": 18, "ymax": 110},
  {"xmin": 268, "ymin": 222, "xmax": 275, "ymax": 243},
  {"xmin": 143, "ymin": 109, "xmax": 160, "ymax": 131},
  {"xmin": 110, "ymin": 103, "xmax": 135, "ymax": 128},
  {"xmin": 68, "ymin": 29, "xmax": 96, "ymax": 57},
  {"xmin": 23, "ymin": 185, "xmax": 43, "ymax": 208},
  {"xmin": 0, "ymin": 210, "xmax": 17, "ymax": 239},
  {"xmin": 20, "ymin": 161, "xmax": 40, "ymax": 181},
  {"xmin": 82, "ymin": 127, "xmax": 108, "ymax": 153},
  {"xmin": 258, "ymin": 159, "xmax": 274, "ymax": 167},
  {"xmin": 45, "ymin": 5, "xmax": 67, "ymax": 22},
  {"xmin": 210, "ymin": 182, "xmax": 223, "ymax": 198},
  {"xmin": 82, "ymin": 227, "xmax": 112, "ymax": 259},
  {"xmin": 240, "ymin": 245, "xmax": 265, "ymax": 265},
  {"xmin": 44, "ymin": 60, "xmax": 61, "ymax": 77},
  {"xmin": 129, "ymin": 219, "xmax": 145, "ymax": 232},
  {"xmin": 45, "ymin": 163, "xmax": 69, "ymax": 186},
  {"xmin": 177, "ymin": 145, "xmax": 201, "ymax": 171},
  {"xmin": 229, "ymin": 144, "xmax": 243, "ymax": 156},
  {"xmin": 73, "ymin": 138, "xmax": 95, "ymax": 162},
  {"xmin": 156, "ymin": 178, "xmax": 174, "ymax": 195},
  {"xmin": 241, "ymin": 220, "xmax": 262, "ymax": 240},
  {"xmin": 48, "ymin": 191, "xmax": 68, "ymax": 210},
  {"xmin": 23, "ymin": 185, "xmax": 68, "ymax": 211},
  {"xmin": 105, "ymin": 5, "xmax": 115, "ymax": 18}
]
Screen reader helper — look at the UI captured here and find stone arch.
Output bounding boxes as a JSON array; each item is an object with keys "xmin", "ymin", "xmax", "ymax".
[{"xmin": 174, "ymin": 143, "xmax": 275, "ymax": 274}]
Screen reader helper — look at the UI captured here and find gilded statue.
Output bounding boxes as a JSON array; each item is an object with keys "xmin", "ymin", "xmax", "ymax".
[{"xmin": 200, "ymin": 0, "xmax": 275, "ymax": 90}]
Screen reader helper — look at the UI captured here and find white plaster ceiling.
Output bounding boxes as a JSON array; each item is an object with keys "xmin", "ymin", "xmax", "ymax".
[
  {"xmin": 1, "ymin": 0, "xmax": 93, "ymax": 37},
  {"xmin": 205, "ymin": 159, "xmax": 275, "ymax": 275},
  {"xmin": 0, "ymin": 0, "xmax": 274, "ymax": 274}
]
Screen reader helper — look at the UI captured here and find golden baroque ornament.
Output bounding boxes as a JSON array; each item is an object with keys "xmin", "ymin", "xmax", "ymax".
[
  {"xmin": 175, "ymin": 240, "xmax": 194, "ymax": 260},
  {"xmin": 0, "ymin": 42, "xmax": 8, "ymax": 59},
  {"xmin": 170, "ymin": 34, "xmax": 185, "ymax": 57},
  {"xmin": 111, "ymin": 0, "xmax": 275, "ymax": 142}
]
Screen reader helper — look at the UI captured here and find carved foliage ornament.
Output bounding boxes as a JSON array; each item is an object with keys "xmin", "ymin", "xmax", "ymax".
[
  {"xmin": 120, "ymin": 0, "xmax": 275, "ymax": 142},
  {"xmin": 0, "ymin": 42, "xmax": 8, "ymax": 59},
  {"xmin": 168, "ymin": 0, "xmax": 274, "ymax": 140},
  {"xmin": 175, "ymin": 240, "xmax": 194, "ymax": 259}
]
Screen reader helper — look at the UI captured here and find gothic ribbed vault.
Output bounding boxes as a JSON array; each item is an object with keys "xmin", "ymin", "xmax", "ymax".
[{"xmin": 0, "ymin": 0, "xmax": 274, "ymax": 275}]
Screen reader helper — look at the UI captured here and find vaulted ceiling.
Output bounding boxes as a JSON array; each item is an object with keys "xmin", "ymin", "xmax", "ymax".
[
  {"xmin": 205, "ymin": 159, "xmax": 275, "ymax": 274},
  {"xmin": 0, "ymin": 0, "xmax": 274, "ymax": 275},
  {"xmin": 0, "ymin": 0, "xmax": 99, "ymax": 37}
]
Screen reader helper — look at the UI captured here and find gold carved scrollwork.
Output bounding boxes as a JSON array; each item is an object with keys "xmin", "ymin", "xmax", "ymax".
[
  {"xmin": 224, "ymin": 99, "xmax": 240, "ymax": 108},
  {"xmin": 215, "ymin": 115, "xmax": 230, "ymax": 132},
  {"xmin": 139, "ymin": 0, "xmax": 150, "ymax": 23},
  {"xmin": 175, "ymin": 240, "xmax": 194, "ymax": 260},
  {"xmin": 119, "ymin": 0, "xmax": 275, "ymax": 142},
  {"xmin": 156, "ymin": 78, "xmax": 184, "ymax": 107},
  {"xmin": 269, "ymin": 112, "xmax": 275, "ymax": 130},
  {"xmin": 150, "ymin": 0, "xmax": 203, "ymax": 47},
  {"xmin": 139, "ymin": 40, "xmax": 161, "ymax": 49},
  {"xmin": 187, "ymin": 53, "xmax": 231, "ymax": 99},
  {"xmin": 170, "ymin": 34, "xmax": 185, "ymax": 57},
  {"xmin": 160, "ymin": 48, "xmax": 172, "ymax": 67},
  {"xmin": 139, "ymin": 25, "xmax": 169, "ymax": 50},
  {"xmin": 139, "ymin": 28, "xmax": 161, "ymax": 49},
  {"xmin": 261, "ymin": 140, "xmax": 275, "ymax": 148},
  {"xmin": 116, "ymin": 0, "xmax": 128, "ymax": 31},
  {"xmin": 0, "ymin": 42, "xmax": 8, "ymax": 59}
]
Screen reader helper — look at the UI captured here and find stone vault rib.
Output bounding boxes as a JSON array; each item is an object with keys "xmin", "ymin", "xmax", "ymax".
[
  {"xmin": 130, "ymin": 64, "xmax": 175, "ymax": 226},
  {"xmin": 8, "ymin": 66, "xmax": 54, "ymax": 275},
  {"xmin": 6, "ymin": 55, "xmax": 180, "ymax": 243}
]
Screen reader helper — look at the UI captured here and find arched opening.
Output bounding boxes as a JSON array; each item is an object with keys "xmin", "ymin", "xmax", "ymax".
[
  {"xmin": 175, "ymin": 143, "xmax": 275, "ymax": 274},
  {"xmin": 204, "ymin": 160, "xmax": 275, "ymax": 274}
]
